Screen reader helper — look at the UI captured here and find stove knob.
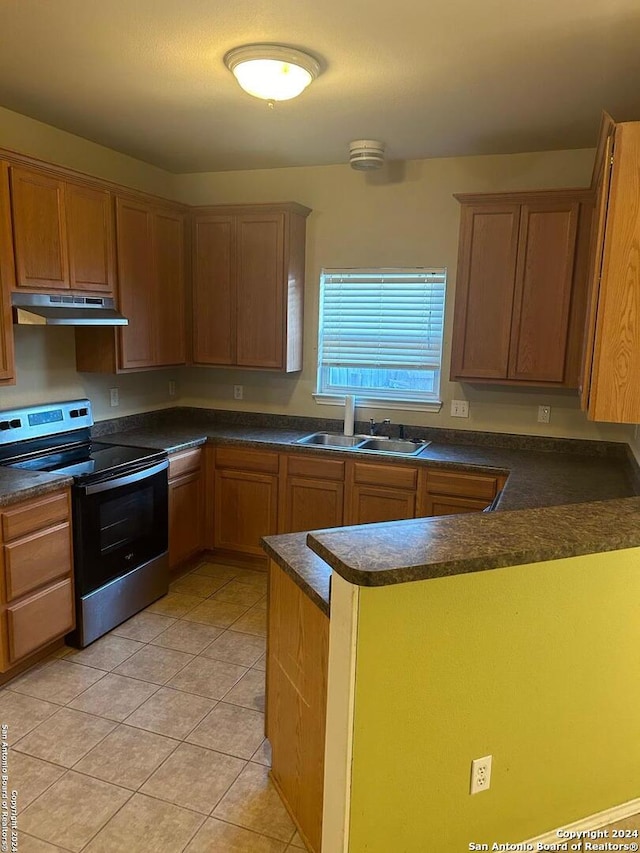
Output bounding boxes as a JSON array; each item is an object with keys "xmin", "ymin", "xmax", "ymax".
[
  {"xmin": 0, "ymin": 421, "xmax": 10, "ymax": 430},
  {"xmin": 9, "ymin": 419, "xmax": 20, "ymax": 429}
]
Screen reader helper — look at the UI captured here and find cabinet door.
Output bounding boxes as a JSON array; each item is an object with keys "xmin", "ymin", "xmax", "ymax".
[
  {"xmin": 66, "ymin": 183, "xmax": 115, "ymax": 293},
  {"xmin": 116, "ymin": 198, "xmax": 155, "ymax": 368},
  {"xmin": 154, "ymin": 209, "xmax": 186, "ymax": 366},
  {"xmin": 192, "ymin": 215, "xmax": 235, "ymax": 365},
  {"xmin": 10, "ymin": 167, "xmax": 69, "ymax": 290},
  {"xmin": 508, "ymin": 202, "xmax": 579, "ymax": 382},
  {"xmin": 584, "ymin": 121, "xmax": 640, "ymax": 422},
  {"xmin": 0, "ymin": 163, "xmax": 16, "ymax": 383},
  {"xmin": 214, "ymin": 469, "xmax": 278, "ymax": 556},
  {"xmin": 169, "ymin": 471, "xmax": 203, "ymax": 568},
  {"xmin": 283, "ymin": 477, "xmax": 344, "ymax": 534},
  {"xmin": 450, "ymin": 204, "xmax": 520, "ymax": 379},
  {"xmin": 268, "ymin": 561, "xmax": 328, "ymax": 853},
  {"xmin": 236, "ymin": 213, "xmax": 285, "ymax": 368},
  {"xmin": 347, "ymin": 485, "xmax": 416, "ymax": 526}
]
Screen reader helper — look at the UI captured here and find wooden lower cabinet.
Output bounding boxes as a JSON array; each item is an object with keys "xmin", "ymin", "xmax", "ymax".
[
  {"xmin": 419, "ymin": 469, "xmax": 506, "ymax": 517},
  {"xmin": 213, "ymin": 448, "xmax": 279, "ymax": 559},
  {"xmin": 168, "ymin": 448, "xmax": 204, "ymax": 569},
  {"xmin": 345, "ymin": 461, "xmax": 418, "ymax": 525},
  {"xmin": 7, "ymin": 578, "xmax": 73, "ymax": 664},
  {"xmin": 267, "ymin": 560, "xmax": 328, "ymax": 853},
  {"xmin": 279, "ymin": 455, "xmax": 345, "ymax": 534},
  {"xmin": 0, "ymin": 490, "xmax": 74, "ymax": 672}
]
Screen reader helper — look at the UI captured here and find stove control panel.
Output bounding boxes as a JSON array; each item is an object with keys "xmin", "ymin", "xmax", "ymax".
[{"xmin": 0, "ymin": 399, "xmax": 93, "ymax": 447}]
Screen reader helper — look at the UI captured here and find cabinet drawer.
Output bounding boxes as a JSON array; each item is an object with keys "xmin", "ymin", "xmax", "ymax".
[
  {"xmin": 352, "ymin": 462, "xmax": 417, "ymax": 491},
  {"xmin": 287, "ymin": 454, "xmax": 345, "ymax": 481},
  {"xmin": 4, "ymin": 522, "xmax": 72, "ymax": 601},
  {"xmin": 215, "ymin": 446, "xmax": 279, "ymax": 474},
  {"xmin": 168, "ymin": 447, "xmax": 203, "ymax": 481},
  {"xmin": 7, "ymin": 577, "xmax": 74, "ymax": 664},
  {"xmin": 426, "ymin": 470, "xmax": 498, "ymax": 501},
  {"xmin": 1, "ymin": 491, "xmax": 69, "ymax": 542}
]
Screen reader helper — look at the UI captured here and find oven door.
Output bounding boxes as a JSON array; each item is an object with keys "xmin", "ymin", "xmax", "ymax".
[{"xmin": 72, "ymin": 460, "xmax": 168, "ymax": 596}]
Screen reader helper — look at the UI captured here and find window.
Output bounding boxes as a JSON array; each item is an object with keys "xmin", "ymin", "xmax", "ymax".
[{"xmin": 316, "ymin": 268, "xmax": 446, "ymax": 408}]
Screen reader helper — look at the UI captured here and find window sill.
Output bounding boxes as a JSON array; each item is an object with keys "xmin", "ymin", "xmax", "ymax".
[{"xmin": 313, "ymin": 394, "xmax": 443, "ymax": 414}]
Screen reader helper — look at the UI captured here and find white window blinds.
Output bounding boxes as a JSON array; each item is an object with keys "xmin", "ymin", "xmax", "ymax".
[{"xmin": 317, "ymin": 268, "xmax": 446, "ymax": 404}]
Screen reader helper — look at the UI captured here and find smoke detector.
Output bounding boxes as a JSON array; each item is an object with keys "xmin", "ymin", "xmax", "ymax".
[{"xmin": 349, "ymin": 140, "xmax": 385, "ymax": 170}]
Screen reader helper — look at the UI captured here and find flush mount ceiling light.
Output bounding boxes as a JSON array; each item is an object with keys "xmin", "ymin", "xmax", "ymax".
[{"xmin": 224, "ymin": 44, "xmax": 321, "ymax": 102}]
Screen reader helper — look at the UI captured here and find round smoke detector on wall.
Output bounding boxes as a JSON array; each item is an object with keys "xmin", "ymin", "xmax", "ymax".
[{"xmin": 349, "ymin": 140, "xmax": 386, "ymax": 170}]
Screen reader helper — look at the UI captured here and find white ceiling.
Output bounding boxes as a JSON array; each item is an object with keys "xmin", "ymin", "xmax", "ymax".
[{"xmin": 1, "ymin": 0, "xmax": 639, "ymax": 173}]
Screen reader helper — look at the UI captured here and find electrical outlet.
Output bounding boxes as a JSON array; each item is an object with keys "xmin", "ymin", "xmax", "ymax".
[
  {"xmin": 537, "ymin": 405, "xmax": 551, "ymax": 424},
  {"xmin": 109, "ymin": 388, "xmax": 119, "ymax": 407},
  {"xmin": 470, "ymin": 755, "xmax": 492, "ymax": 795},
  {"xmin": 234, "ymin": 385, "xmax": 244, "ymax": 400},
  {"xmin": 451, "ymin": 400, "xmax": 469, "ymax": 418},
  {"xmin": 168, "ymin": 381, "xmax": 176, "ymax": 398}
]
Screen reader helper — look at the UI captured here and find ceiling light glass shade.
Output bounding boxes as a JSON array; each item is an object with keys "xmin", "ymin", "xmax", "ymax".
[{"xmin": 224, "ymin": 45, "xmax": 320, "ymax": 101}]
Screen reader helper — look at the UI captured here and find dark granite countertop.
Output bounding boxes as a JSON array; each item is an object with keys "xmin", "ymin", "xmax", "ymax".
[
  {"xmin": 307, "ymin": 496, "xmax": 640, "ymax": 588},
  {"xmin": 93, "ymin": 413, "xmax": 639, "ymax": 612},
  {"xmin": 99, "ymin": 421, "xmax": 636, "ymax": 511},
  {"xmin": 0, "ymin": 468, "xmax": 73, "ymax": 508},
  {"xmin": 262, "ymin": 532, "xmax": 332, "ymax": 617}
]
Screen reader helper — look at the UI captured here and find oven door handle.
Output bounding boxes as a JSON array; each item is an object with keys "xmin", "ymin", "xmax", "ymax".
[{"xmin": 79, "ymin": 460, "xmax": 168, "ymax": 496}]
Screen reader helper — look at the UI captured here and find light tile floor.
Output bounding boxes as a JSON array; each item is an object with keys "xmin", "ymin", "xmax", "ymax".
[{"xmin": 1, "ymin": 560, "xmax": 308, "ymax": 852}]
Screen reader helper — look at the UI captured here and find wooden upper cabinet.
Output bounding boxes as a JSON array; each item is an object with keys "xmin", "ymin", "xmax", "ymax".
[
  {"xmin": 154, "ymin": 209, "xmax": 186, "ymax": 366},
  {"xmin": 451, "ymin": 204, "xmax": 520, "ymax": 379},
  {"xmin": 116, "ymin": 197, "xmax": 155, "ymax": 369},
  {"xmin": 0, "ymin": 163, "xmax": 16, "ymax": 385},
  {"xmin": 451, "ymin": 189, "xmax": 593, "ymax": 388},
  {"xmin": 581, "ymin": 118, "xmax": 640, "ymax": 423},
  {"xmin": 192, "ymin": 215, "xmax": 235, "ymax": 365},
  {"xmin": 77, "ymin": 197, "xmax": 187, "ymax": 373},
  {"xmin": 192, "ymin": 202, "xmax": 310, "ymax": 372},
  {"xmin": 236, "ymin": 212, "xmax": 285, "ymax": 368},
  {"xmin": 65, "ymin": 183, "xmax": 115, "ymax": 294},
  {"xmin": 508, "ymin": 201, "xmax": 579, "ymax": 382},
  {"xmin": 10, "ymin": 167, "xmax": 69, "ymax": 290}
]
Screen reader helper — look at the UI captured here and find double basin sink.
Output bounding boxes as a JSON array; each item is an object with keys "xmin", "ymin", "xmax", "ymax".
[{"xmin": 295, "ymin": 432, "xmax": 431, "ymax": 457}]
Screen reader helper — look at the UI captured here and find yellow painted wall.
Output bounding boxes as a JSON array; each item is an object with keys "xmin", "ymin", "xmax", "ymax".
[{"xmin": 350, "ymin": 549, "xmax": 640, "ymax": 850}]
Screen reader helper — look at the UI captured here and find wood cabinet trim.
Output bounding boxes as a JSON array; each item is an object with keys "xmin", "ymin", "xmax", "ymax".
[
  {"xmin": 0, "ymin": 163, "xmax": 16, "ymax": 384},
  {"xmin": 0, "ymin": 145, "xmax": 189, "ymax": 213},
  {"xmin": 454, "ymin": 189, "xmax": 594, "ymax": 206},
  {"xmin": 193, "ymin": 201, "xmax": 311, "ymax": 218}
]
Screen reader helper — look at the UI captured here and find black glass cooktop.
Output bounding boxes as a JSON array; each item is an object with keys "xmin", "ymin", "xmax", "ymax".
[{"xmin": 5, "ymin": 442, "xmax": 166, "ymax": 481}]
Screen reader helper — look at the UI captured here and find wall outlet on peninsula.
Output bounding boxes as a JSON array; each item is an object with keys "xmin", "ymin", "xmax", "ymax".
[{"xmin": 470, "ymin": 755, "xmax": 492, "ymax": 794}]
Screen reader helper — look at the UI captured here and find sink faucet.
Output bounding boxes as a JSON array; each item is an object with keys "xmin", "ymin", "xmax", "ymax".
[{"xmin": 369, "ymin": 418, "xmax": 391, "ymax": 436}]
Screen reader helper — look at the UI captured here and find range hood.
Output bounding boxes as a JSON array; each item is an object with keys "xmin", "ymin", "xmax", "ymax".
[{"xmin": 12, "ymin": 293, "xmax": 128, "ymax": 326}]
